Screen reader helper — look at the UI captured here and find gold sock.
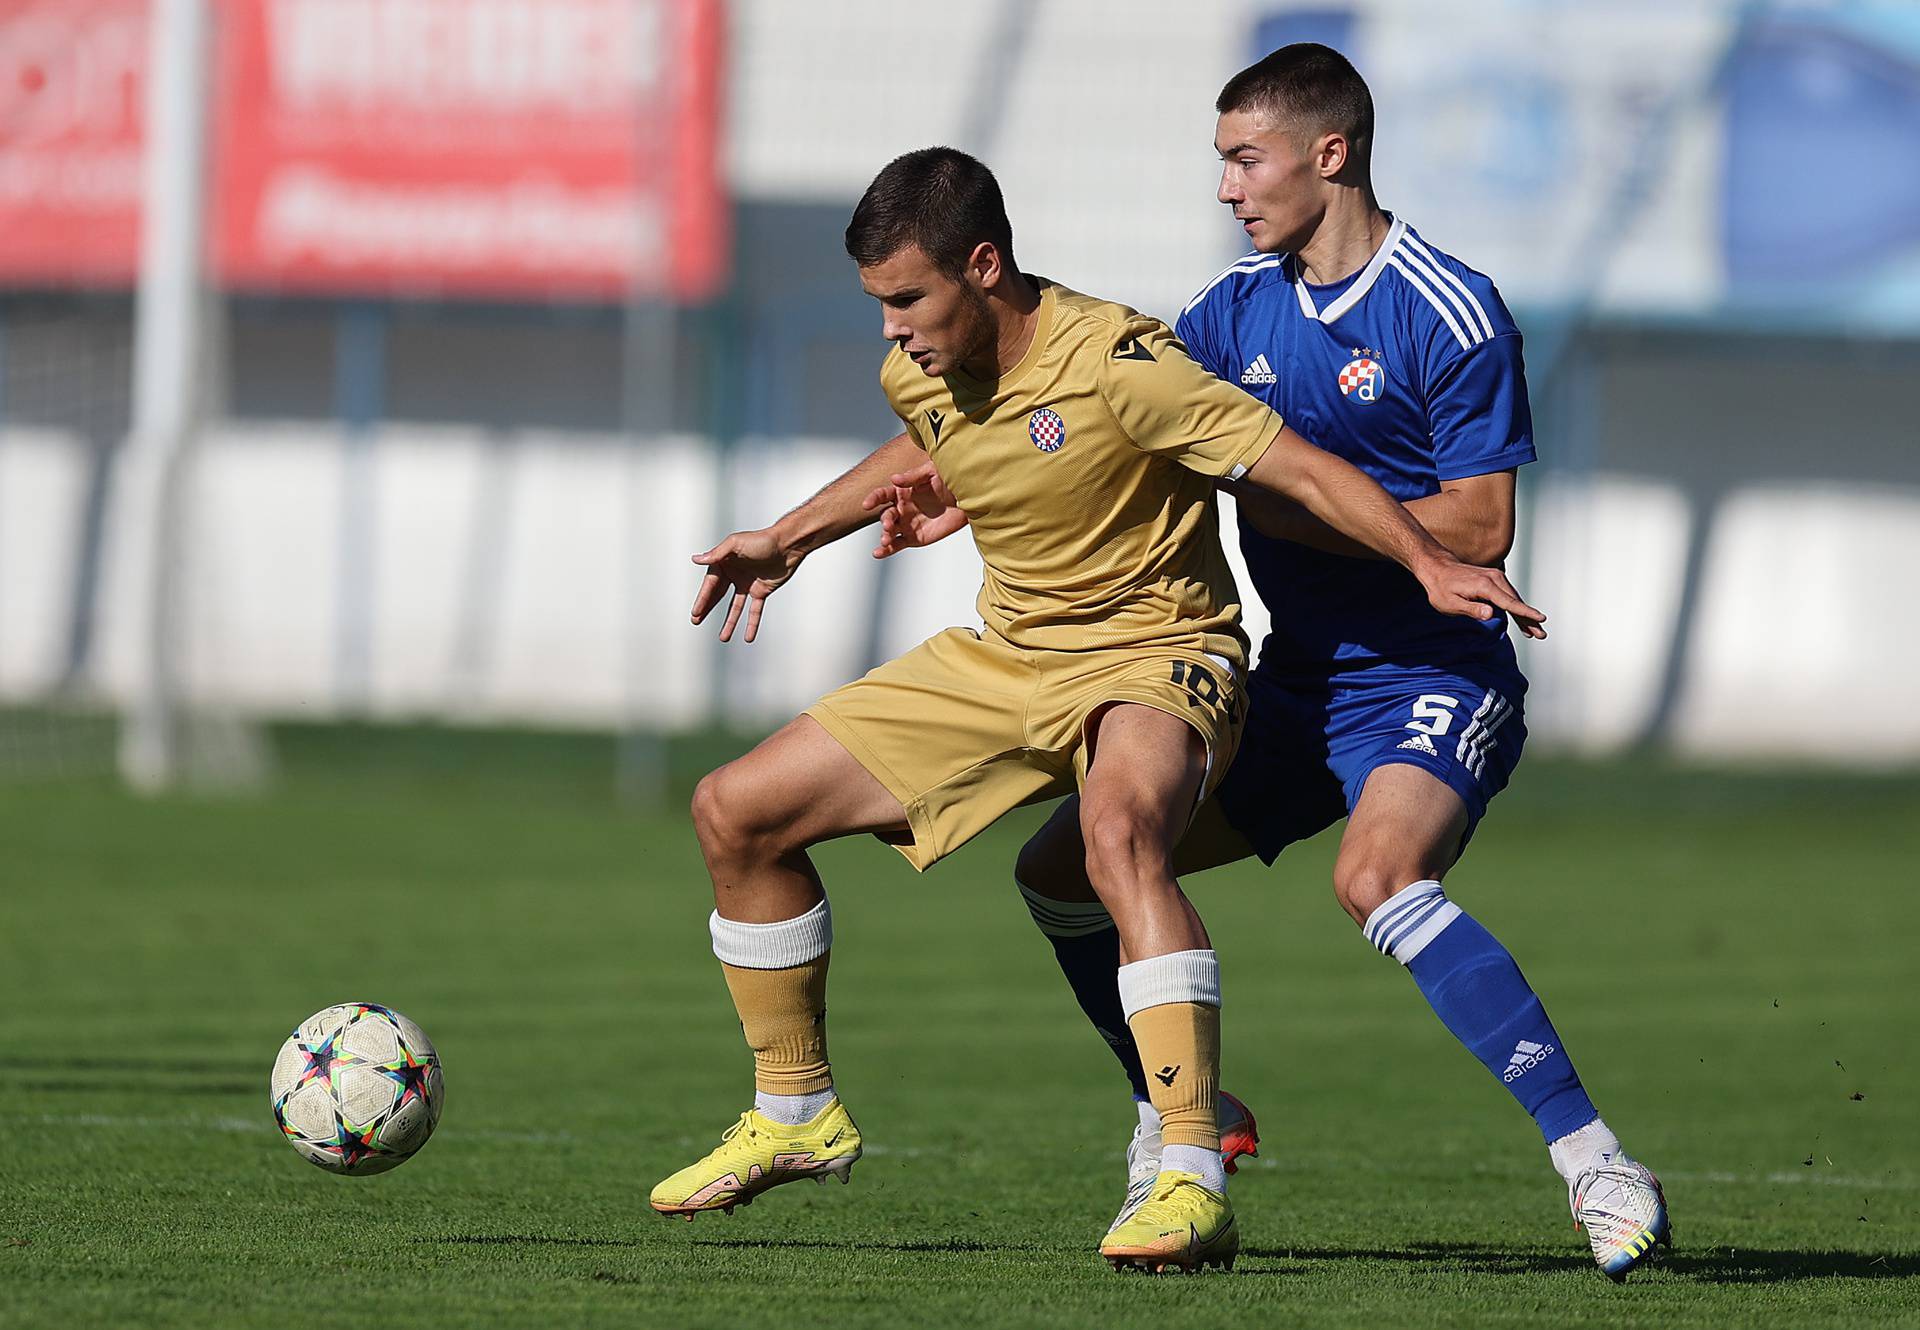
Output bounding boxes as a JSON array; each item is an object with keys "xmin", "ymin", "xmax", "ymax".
[
  {"xmin": 1128, "ymin": 1000, "xmax": 1220, "ymax": 1151},
  {"xmin": 719, "ymin": 954, "xmax": 833, "ymax": 1096}
]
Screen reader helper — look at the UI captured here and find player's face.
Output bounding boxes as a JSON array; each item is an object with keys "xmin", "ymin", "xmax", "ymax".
[
  {"xmin": 1215, "ymin": 109, "xmax": 1325, "ymax": 255},
  {"xmin": 859, "ymin": 244, "xmax": 996, "ymax": 378}
]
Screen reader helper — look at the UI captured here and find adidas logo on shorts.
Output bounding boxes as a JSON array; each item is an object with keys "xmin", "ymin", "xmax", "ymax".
[
  {"xmin": 1396, "ymin": 732, "xmax": 1437, "ymax": 756},
  {"xmin": 1504, "ymin": 1038, "xmax": 1556, "ymax": 1082},
  {"xmin": 1240, "ymin": 354, "xmax": 1278, "ymax": 385}
]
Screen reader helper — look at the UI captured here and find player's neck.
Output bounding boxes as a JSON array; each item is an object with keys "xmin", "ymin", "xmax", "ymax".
[
  {"xmin": 1294, "ymin": 195, "xmax": 1389, "ymax": 287},
  {"xmin": 966, "ymin": 273, "xmax": 1043, "ymax": 381}
]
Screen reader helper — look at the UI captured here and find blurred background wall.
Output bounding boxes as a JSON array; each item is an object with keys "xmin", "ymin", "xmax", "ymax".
[{"xmin": 1, "ymin": 0, "xmax": 1917, "ymax": 777}]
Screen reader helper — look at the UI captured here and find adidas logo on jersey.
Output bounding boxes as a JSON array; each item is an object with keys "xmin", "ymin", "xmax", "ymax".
[
  {"xmin": 1504, "ymin": 1038, "xmax": 1556, "ymax": 1082},
  {"xmin": 1396, "ymin": 732, "xmax": 1437, "ymax": 756},
  {"xmin": 1240, "ymin": 353, "xmax": 1278, "ymax": 385}
]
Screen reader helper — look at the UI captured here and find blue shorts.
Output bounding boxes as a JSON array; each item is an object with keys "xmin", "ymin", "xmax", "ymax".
[{"xmin": 1213, "ymin": 666, "xmax": 1527, "ymax": 865}]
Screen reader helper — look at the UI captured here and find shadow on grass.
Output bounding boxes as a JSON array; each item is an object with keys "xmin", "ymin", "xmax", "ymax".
[
  {"xmin": 1241, "ymin": 1242, "xmax": 1920, "ymax": 1283},
  {"xmin": 0, "ymin": 1054, "xmax": 259, "ymax": 1098},
  {"xmin": 424, "ymin": 1235, "xmax": 1920, "ymax": 1283},
  {"xmin": 0, "ymin": 1055, "xmax": 256, "ymax": 1075},
  {"xmin": 421, "ymin": 1234, "xmax": 1055, "ymax": 1255},
  {"xmin": 10, "ymin": 1080, "xmax": 256, "ymax": 1096},
  {"xmin": 421, "ymin": 1233, "xmax": 1298, "ymax": 1274}
]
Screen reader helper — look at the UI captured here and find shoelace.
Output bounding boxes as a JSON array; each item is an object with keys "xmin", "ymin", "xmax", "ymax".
[
  {"xmin": 1571, "ymin": 1168, "xmax": 1597, "ymax": 1228},
  {"xmin": 719, "ymin": 1112, "xmax": 758, "ymax": 1147},
  {"xmin": 1571, "ymin": 1164, "xmax": 1654, "ymax": 1236}
]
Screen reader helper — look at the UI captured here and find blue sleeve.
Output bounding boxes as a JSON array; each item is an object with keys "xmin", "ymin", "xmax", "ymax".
[
  {"xmin": 1428, "ymin": 331, "xmax": 1536, "ymax": 480},
  {"xmin": 1175, "ymin": 303, "xmax": 1230, "ymax": 383}
]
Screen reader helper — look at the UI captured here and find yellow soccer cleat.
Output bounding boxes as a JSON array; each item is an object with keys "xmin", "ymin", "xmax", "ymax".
[
  {"xmin": 1099, "ymin": 1170, "xmax": 1238, "ymax": 1274},
  {"xmin": 650, "ymin": 1099, "xmax": 862, "ymax": 1219}
]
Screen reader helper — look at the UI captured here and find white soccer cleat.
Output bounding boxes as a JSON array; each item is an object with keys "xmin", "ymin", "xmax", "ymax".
[
  {"xmin": 1107, "ymin": 1092, "xmax": 1259, "ymax": 1235},
  {"xmin": 1109, "ymin": 1119, "xmax": 1164, "ymax": 1235},
  {"xmin": 1570, "ymin": 1156, "xmax": 1670, "ymax": 1281}
]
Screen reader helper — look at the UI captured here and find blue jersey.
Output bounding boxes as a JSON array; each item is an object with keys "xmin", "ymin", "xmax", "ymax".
[{"xmin": 1175, "ymin": 216, "xmax": 1535, "ymax": 684}]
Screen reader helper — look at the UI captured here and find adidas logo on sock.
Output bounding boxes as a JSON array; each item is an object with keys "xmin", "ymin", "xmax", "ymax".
[
  {"xmin": 1240, "ymin": 353, "xmax": 1278, "ymax": 385},
  {"xmin": 1396, "ymin": 732, "xmax": 1437, "ymax": 755},
  {"xmin": 1504, "ymin": 1038, "xmax": 1556, "ymax": 1082}
]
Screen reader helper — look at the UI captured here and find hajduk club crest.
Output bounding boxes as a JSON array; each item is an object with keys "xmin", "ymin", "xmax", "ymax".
[
  {"xmin": 1338, "ymin": 350, "xmax": 1386, "ymax": 404},
  {"xmin": 1028, "ymin": 407, "xmax": 1067, "ymax": 453}
]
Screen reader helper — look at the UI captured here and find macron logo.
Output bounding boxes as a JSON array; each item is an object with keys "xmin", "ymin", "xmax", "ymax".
[
  {"xmin": 1240, "ymin": 353, "xmax": 1278, "ymax": 385},
  {"xmin": 1504, "ymin": 1038, "xmax": 1556, "ymax": 1082}
]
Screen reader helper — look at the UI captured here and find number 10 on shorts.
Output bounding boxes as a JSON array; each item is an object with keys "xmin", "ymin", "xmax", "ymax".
[{"xmin": 1170, "ymin": 660, "xmax": 1222, "ymax": 710}]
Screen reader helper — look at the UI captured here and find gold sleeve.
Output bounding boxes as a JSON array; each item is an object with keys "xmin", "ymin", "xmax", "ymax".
[
  {"xmin": 1097, "ymin": 319, "xmax": 1281, "ymax": 479},
  {"xmin": 878, "ymin": 349, "xmax": 927, "ymax": 450}
]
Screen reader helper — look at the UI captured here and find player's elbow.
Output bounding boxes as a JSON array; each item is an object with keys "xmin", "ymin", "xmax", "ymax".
[{"xmin": 1456, "ymin": 515, "xmax": 1514, "ymax": 567}]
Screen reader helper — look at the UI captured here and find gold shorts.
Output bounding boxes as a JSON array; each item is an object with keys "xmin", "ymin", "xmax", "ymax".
[{"xmin": 805, "ymin": 627, "xmax": 1246, "ymax": 871}]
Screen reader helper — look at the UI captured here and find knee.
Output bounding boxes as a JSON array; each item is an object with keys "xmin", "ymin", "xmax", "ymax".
[
  {"xmin": 1331, "ymin": 854, "xmax": 1406, "ymax": 928},
  {"xmin": 1080, "ymin": 803, "xmax": 1160, "ymax": 893},
  {"xmin": 690, "ymin": 762, "xmax": 789, "ymax": 865},
  {"xmin": 688, "ymin": 766, "xmax": 734, "ymax": 854}
]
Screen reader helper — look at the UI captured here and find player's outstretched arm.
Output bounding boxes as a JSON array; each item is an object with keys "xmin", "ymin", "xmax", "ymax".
[
  {"xmin": 691, "ymin": 431, "xmax": 931, "ymax": 642},
  {"xmin": 1242, "ymin": 426, "xmax": 1547, "ymax": 638},
  {"xmin": 861, "ymin": 460, "xmax": 967, "ymax": 558},
  {"xmin": 1228, "ymin": 468, "xmax": 1517, "ymax": 568}
]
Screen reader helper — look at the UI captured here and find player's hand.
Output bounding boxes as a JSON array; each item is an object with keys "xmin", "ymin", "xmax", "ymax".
[
  {"xmin": 690, "ymin": 528, "xmax": 805, "ymax": 643},
  {"xmin": 861, "ymin": 461, "xmax": 967, "ymax": 559},
  {"xmin": 1417, "ymin": 554, "xmax": 1547, "ymax": 640}
]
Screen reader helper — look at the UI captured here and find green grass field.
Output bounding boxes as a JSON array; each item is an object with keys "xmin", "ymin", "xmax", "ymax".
[{"xmin": 4, "ymin": 725, "xmax": 1918, "ymax": 1328}]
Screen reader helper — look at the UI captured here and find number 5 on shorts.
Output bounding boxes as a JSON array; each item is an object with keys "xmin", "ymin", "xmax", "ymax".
[{"xmin": 1406, "ymin": 693, "xmax": 1462, "ymax": 736}]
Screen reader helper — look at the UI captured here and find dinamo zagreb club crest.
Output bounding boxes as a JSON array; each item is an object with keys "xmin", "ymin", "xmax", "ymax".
[
  {"xmin": 1028, "ymin": 407, "xmax": 1067, "ymax": 453},
  {"xmin": 1338, "ymin": 355, "xmax": 1386, "ymax": 404}
]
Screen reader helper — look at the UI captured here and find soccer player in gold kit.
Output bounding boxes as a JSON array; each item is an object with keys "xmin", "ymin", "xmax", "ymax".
[{"xmin": 649, "ymin": 147, "xmax": 1542, "ymax": 1271}]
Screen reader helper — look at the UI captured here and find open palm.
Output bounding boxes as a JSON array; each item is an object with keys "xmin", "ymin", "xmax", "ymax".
[{"xmin": 690, "ymin": 529, "xmax": 803, "ymax": 642}]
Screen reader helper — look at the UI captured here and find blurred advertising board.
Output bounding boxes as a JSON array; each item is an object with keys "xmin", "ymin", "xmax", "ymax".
[
  {"xmin": 0, "ymin": 0, "xmax": 727, "ymax": 300},
  {"xmin": 0, "ymin": 0, "xmax": 147, "ymax": 286},
  {"xmin": 1251, "ymin": 1, "xmax": 1920, "ymax": 329}
]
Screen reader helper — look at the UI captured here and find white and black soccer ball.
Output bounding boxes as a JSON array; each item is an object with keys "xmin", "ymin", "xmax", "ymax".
[{"xmin": 270, "ymin": 1003, "xmax": 444, "ymax": 1176}]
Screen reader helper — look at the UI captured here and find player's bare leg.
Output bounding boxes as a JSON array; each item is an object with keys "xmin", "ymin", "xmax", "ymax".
[
  {"xmin": 1080, "ymin": 704, "xmax": 1238, "ymax": 1272},
  {"xmin": 1328, "ymin": 762, "xmax": 1468, "ymax": 922},
  {"xmin": 651, "ymin": 716, "xmax": 909, "ymax": 1220},
  {"xmin": 1339, "ymin": 763, "xmax": 1669, "ymax": 1279},
  {"xmin": 692, "ymin": 713, "xmax": 910, "ymax": 922},
  {"xmin": 1021, "ymin": 790, "xmax": 1260, "ymax": 905},
  {"xmin": 1014, "ymin": 794, "xmax": 1261, "ymax": 1224}
]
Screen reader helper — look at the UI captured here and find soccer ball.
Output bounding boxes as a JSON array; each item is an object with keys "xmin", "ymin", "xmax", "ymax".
[{"xmin": 270, "ymin": 1002, "xmax": 444, "ymax": 1175}]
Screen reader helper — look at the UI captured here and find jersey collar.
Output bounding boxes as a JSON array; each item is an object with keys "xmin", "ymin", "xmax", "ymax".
[
  {"xmin": 1290, "ymin": 215, "xmax": 1405, "ymax": 327},
  {"xmin": 948, "ymin": 278, "xmax": 1056, "ymax": 402}
]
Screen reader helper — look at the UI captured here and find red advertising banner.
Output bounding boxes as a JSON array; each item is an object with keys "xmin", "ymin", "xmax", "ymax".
[
  {"xmin": 0, "ymin": 0, "xmax": 149, "ymax": 286},
  {"xmin": 213, "ymin": 0, "xmax": 727, "ymax": 301},
  {"xmin": 0, "ymin": 0, "xmax": 727, "ymax": 301}
]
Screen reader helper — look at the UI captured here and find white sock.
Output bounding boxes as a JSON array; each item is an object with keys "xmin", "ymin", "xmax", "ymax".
[
  {"xmin": 1548, "ymin": 1117, "xmax": 1624, "ymax": 1183},
  {"xmin": 1135, "ymin": 1099, "xmax": 1162, "ymax": 1133},
  {"xmin": 755, "ymin": 1087, "xmax": 835, "ymax": 1126},
  {"xmin": 1162, "ymin": 1142, "xmax": 1227, "ymax": 1192}
]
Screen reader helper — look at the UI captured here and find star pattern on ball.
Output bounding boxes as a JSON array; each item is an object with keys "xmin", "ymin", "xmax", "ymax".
[
  {"xmin": 292, "ymin": 1026, "xmax": 364, "ymax": 1094},
  {"xmin": 321, "ymin": 1109, "xmax": 384, "ymax": 1171},
  {"xmin": 374, "ymin": 1047, "xmax": 438, "ymax": 1111}
]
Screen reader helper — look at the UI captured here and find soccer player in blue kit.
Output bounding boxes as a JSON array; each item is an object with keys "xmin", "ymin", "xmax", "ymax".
[{"xmin": 870, "ymin": 44, "xmax": 1670, "ymax": 1279}]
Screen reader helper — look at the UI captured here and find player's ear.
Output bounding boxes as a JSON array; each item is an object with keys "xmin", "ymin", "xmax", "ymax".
[
  {"xmin": 1318, "ymin": 132, "xmax": 1348, "ymax": 181},
  {"xmin": 967, "ymin": 241, "xmax": 1001, "ymax": 292}
]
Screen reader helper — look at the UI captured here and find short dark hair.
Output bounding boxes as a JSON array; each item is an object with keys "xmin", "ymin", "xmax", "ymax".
[
  {"xmin": 844, "ymin": 147, "xmax": 1017, "ymax": 278},
  {"xmin": 1217, "ymin": 43, "xmax": 1374, "ymax": 174}
]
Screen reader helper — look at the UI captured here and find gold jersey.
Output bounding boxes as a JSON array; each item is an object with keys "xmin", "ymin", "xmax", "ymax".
[{"xmin": 882, "ymin": 278, "xmax": 1281, "ymax": 661}]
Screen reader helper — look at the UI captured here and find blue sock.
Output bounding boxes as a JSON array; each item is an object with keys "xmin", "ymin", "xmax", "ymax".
[
  {"xmin": 1365, "ymin": 879, "xmax": 1599, "ymax": 1144},
  {"xmin": 1018, "ymin": 880, "xmax": 1151, "ymax": 1101}
]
